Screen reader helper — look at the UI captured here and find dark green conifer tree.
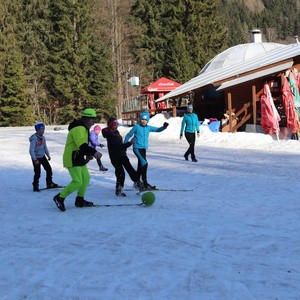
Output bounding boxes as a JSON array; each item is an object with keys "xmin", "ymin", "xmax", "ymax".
[
  {"xmin": 130, "ymin": 0, "xmax": 227, "ymax": 84},
  {"xmin": 86, "ymin": 40, "xmax": 116, "ymax": 120},
  {"xmin": 0, "ymin": 0, "xmax": 33, "ymax": 126},
  {"xmin": 46, "ymin": 0, "xmax": 88, "ymax": 122},
  {"xmin": 130, "ymin": 0, "xmax": 165, "ymax": 84},
  {"xmin": 19, "ymin": 0, "xmax": 51, "ymax": 123},
  {"xmin": 183, "ymin": 0, "xmax": 227, "ymax": 76},
  {"xmin": 46, "ymin": 0, "xmax": 114, "ymax": 123}
]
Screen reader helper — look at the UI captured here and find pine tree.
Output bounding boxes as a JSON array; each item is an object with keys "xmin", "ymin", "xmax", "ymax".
[
  {"xmin": 46, "ymin": 0, "xmax": 87, "ymax": 119},
  {"xmin": 0, "ymin": 0, "xmax": 32, "ymax": 126},
  {"xmin": 86, "ymin": 39, "xmax": 116, "ymax": 120},
  {"xmin": 162, "ymin": 31, "xmax": 193, "ymax": 83},
  {"xmin": 130, "ymin": 0, "xmax": 227, "ymax": 84},
  {"xmin": 0, "ymin": 48, "xmax": 31, "ymax": 126},
  {"xmin": 160, "ymin": 0, "xmax": 192, "ymax": 82},
  {"xmin": 46, "ymin": 0, "xmax": 115, "ymax": 123},
  {"xmin": 19, "ymin": 0, "xmax": 51, "ymax": 123},
  {"xmin": 130, "ymin": 0, "xmax": 165, "ymax": 84},
  {"xmin": 183, "ymin": 0, "xmax": 227, "ymax": 75}
]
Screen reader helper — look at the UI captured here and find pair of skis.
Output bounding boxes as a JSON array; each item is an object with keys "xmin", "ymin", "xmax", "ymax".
[
  {"xmin": 47, "ymin": 186, "xmax": 193, "ymax": 208},
  {"xmin": 124, "ymin": 188, "xmax": 193, "ymax": 192},
  {"xmin": 39, "ymin": 185, "xmax": 66, "ymax": 191},
  {"xmin": 92, "ymin": 187, "xmax": 193, "ymax": 207},
  {"xmin": 93, "ymin": 203, "xmax": 144, "ymax": 207}
]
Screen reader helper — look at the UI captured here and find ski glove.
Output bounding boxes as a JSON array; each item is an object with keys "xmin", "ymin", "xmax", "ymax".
[
  {"xmin": 163, "ymin": 122, "xmax": 169, "ymax": 128},
  {"xmin": 130, "ymin": 137, "xmax": 137, "ymax": 145}
]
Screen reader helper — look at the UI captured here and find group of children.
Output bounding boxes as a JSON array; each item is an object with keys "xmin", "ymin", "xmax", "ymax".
[{"xmin": 29, "ymin": 109, "xmax": 169, "ymax": 211}]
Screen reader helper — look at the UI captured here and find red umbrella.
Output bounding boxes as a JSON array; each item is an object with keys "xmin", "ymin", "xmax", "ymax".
[
  {"xmin": 281, "ymin": 76, "xmax": 299, "ymax": 134},
  {"xmin": 260, "ymin": 84, "xmax": 281, "ymax": 136}
]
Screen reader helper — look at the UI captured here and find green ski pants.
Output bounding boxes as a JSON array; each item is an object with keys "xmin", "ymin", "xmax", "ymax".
[{"xmin": 60, "ymin": 165, "xmax": 90, "ymax": 199}]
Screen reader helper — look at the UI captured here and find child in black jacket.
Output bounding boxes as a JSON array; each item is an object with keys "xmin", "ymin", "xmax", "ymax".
[{"xmin": 102, "ymin": 117, "xmax": 142, "ymax": 196}]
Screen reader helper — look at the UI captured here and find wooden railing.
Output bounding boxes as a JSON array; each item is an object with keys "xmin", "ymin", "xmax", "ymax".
[{"xmin": 232, "ymin": 102, "xmax": 252, "ymax": 132}]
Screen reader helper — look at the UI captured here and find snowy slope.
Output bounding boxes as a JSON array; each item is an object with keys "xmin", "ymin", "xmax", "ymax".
[{"xmin": 0, "ymin": 114, "xmax": 300, "ymax": 299}]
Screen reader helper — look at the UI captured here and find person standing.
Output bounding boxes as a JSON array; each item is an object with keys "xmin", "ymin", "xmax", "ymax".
[
  {"xmin": 124, "ymin": 110, "xmax": 168, "ymax": 190},
  {"xmin": 89, "ymin": 125, "xmax": 108, "ymax": 171},
  {"xmin": 53, "ymin": 108, "xmax": 103, "ymax": 211},
  {"xmin": 180, "ymin": 105, "xmax": 200, "ymax": 162},
  {"xmin": 102, "ymin": 117, "xmax": 143, "ymax": 196},
  {"xmin": 29, "ymin": 122, "xmax": 59, "ymax": 192}
]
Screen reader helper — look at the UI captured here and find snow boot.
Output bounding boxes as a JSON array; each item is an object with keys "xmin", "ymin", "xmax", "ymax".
[
  {"xmin": 53, "ymin": 194, "xmax": 65, "ymax": 211},
  {"xmin": 33, "ymin": 186, "xmax": 40, "ymax": 192},
  {"xmin": 133, "ymin": 181, "xmax": 143, "ymax": 192},
  {"xmin": 143, "ymin": 180, "xmax": 156, "ymax": 190},
  {"xmin": 75, "ymin": 196, "xmax": 94, "ymax": 207},
  {"xmin": 184, "ymin": 154, "xmax": 189, "ymax": 161},
  {"xmin": 33, "ymin": 183, "xmax": 40, "ymax": 192},
  {"xmin": 47, "ymin": 182, "xmax": 59, "ymax": 189},
  {"xmin": 115, "ymin": 184, "xmax": 126, "ymax": 197},
  {"xmin": 99, "ymin": 165, "xmax": 108, "ymax": 172}
]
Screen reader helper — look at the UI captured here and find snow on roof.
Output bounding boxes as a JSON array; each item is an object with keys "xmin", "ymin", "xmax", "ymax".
[{"xmin": 200, "ymin": 42, "xmax": 286, "ymax": 74}]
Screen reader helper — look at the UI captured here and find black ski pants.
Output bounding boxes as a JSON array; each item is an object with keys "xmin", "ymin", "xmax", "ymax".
[
  {"xmin": 184, "ymin": 132, "xmax": 196, "ymax": 160},
  {"xmin": 111, "ymin": 155, "xmax": 138, "ymax": 187},
  {"xmin": 32, "ymin": 156, "xmax": 53, "ymax": 187}
]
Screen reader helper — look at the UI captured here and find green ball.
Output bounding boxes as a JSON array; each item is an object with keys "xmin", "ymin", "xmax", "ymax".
[{"xmin": 141, "ymin": 191, "xmax": 156, "ymax": 206}]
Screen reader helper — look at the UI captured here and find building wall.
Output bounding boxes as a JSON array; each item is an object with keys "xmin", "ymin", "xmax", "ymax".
[
  {"xmin": 193, "ymin": 75, "xmax": 282, "ymax": 130},
  {"xmin": 193, "ymin": 89, "xmax": 225, "ymax": 121}
]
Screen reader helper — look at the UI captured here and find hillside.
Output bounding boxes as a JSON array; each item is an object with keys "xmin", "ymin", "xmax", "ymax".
[{"xmin": 223, "ymin": 0, "xmax": 300, "ymax": 45}]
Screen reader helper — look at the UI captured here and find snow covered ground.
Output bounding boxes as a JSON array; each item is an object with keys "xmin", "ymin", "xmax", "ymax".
[{"xmin": 1, "ymin": 114, "xmax": 300, "ymax": 299}]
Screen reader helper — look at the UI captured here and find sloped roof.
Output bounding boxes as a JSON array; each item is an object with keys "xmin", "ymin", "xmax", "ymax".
[
  {"xmin": 140, "ymin": 77, "xmax": 181, "ymax": 94},
  {"xmin": 200, "ymin": 42, "xmax": 285, "ymax": 73},
  {"xmin": 156, "ymin": 42, "xmax": 300, "ymax": 102},
  {"xmin": 217, "ymin": 61, "xmax": 293, "ymax": 91}
]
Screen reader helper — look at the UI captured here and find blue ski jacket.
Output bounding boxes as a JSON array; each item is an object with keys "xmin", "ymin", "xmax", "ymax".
[
  {"xmin": 180, "ymin": 113, "xmax": 200, "ymax": 135},
  {"xmin": 124, "ymin": 123, "xmax": 166, "ymax": 149}
]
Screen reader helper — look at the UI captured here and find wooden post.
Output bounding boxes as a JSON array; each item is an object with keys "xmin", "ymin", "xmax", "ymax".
[
  {"xmin": 228, "ymin": 92, "xmax": 232, "ymax": 132},
  {"xmin": 252, "ymin": 85, "xmax": 257, "ymax": 125},
  {"xmin": 172, "ymin": 106, "xmax": 177, "ymax": 117}
]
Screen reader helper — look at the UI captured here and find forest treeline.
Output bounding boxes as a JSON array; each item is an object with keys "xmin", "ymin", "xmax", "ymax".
[{"xmin": 0, "ymin": 0, "xmax": 299, "ymax": 126}]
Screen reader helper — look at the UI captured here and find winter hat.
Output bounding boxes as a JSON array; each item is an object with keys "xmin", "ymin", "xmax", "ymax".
[
  {"xmin": 82, "ymin": 108, "xmax": 97, "ymax": 118},
  {"xmin": 94, "ymin": 125, "xmax": 101, "ymax": 131},
  {"xmin": 35, "ymin": 122, "xmax": 45, "ymax": 131},
  {"xmin": 107, "ymin": 117, "xmax": 118, "ymax": 128},
  {"xmin": 139, "ymin": 110, "xmax": 150, "ymax": 122},
  {"xmin": 187, "ymin": 105, "xmax": 193, "ymax": 110}
]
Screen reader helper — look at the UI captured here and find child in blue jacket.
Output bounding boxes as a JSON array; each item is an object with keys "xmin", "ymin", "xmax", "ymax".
[{"xmin": 124, "ymin": 111, "xmax": 168, "ymax": 190}]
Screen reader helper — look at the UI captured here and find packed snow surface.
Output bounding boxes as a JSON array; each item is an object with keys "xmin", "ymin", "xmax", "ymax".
[{"xmin": 1, "ymin": 114, "xmax": 300, "ymax": 299}]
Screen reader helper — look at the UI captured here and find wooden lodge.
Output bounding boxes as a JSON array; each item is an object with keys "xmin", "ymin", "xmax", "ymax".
[{"xmin": 122, "ymin": 30, "xmax": 300, "ymax": 137}]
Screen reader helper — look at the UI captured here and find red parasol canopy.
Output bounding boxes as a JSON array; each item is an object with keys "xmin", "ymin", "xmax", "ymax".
[
  {"xmin": 260, "ymin": 84, "xmax": 281, "ymax": 136},
  {"xmin": 281, "ymin": 76, "xmax": 299, "ymax": 134},
  {"xmin": 140, "ymin": 77, "xmax": 181, "ymax": 94}
]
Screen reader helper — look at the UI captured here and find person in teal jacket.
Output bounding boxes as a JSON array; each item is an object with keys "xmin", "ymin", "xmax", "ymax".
[
  {"xmin": 180, "ymin": 105, "xmax": 200, "ymax": 162},
  {"xmin": 124, "ymin": 110, "xmax": 168, "ymax": 190}
]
